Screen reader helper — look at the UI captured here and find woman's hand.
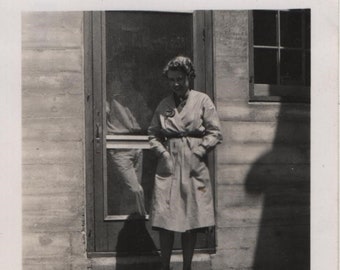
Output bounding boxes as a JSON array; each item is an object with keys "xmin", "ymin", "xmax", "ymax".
[
  {"xmin": 190, "ymin": 149, "xmax": 205, "ymax": 178},
  {"xmin": 156, "ymin": 151, "xmax": 174, "ymax": 177},
  {"xmin": 192, "ymin": 145, "xmax": 206, "ymax": 159}
]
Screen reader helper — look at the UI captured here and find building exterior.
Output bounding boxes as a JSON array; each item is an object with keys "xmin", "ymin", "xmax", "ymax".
[{"xmin": 22, "ymin": 10, "xmax": 310, "ymax": 270}]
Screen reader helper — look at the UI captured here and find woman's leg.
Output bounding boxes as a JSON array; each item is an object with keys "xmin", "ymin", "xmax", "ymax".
[
  {"xmin": 181, "ymin": 230, "xmax": 197, "ymax": 270},
  {"xmin": 159, "ymin": 229, "xmax": 175, "ymax": 270}
]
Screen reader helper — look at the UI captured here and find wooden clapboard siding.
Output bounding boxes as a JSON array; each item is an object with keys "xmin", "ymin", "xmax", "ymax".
[
  {"xmin": 217, "ymin": 100, "xmax": 310, "ymax": 122},
  {"xmin": 212, "ymin": 10, "xmax": 310, "ymax": 270},
  {"xmin": 216, "ymin": 164, "xmax": 310, "ymax": 186},
  {"xmin": 22, "ymin": 12, "xmax": 89, "ymax": 270}
]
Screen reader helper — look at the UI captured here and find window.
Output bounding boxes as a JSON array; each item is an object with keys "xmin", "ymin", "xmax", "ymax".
[
  {"xmin": 85, "ymin": 11, "xmax": 215, "ymax": 255},
  {"xmin": 249, "ymin": 9, "xmax": 311, "ymax": 102}
]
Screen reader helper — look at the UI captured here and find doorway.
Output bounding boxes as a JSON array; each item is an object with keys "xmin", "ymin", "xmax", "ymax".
[{"xmin": 85, "ymin": 10, "xmax": 215, "ymax": 254}]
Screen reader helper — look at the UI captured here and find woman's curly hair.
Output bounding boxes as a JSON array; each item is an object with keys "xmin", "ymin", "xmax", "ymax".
[{"xmin": 163, "ymin": 56, "xmax": 196, "ymax": 79}]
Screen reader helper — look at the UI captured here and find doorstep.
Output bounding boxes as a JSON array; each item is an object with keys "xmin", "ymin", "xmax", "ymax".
[{"xmin": 90, "ymin": 253, "xmax": 212, "ymax": 270}]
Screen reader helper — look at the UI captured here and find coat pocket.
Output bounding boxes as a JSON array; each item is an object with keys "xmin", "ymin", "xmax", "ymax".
[
  {"xmin": 153, "ymin": 174, "xmax": 172, "ymax": 209},
  {"xmin": 189, "ymin": 153, "xmax": 209, "ymax": 187},
  {"xmin": 189, "ymin": 153, "xmax": 204, "ymax": 177},
  {"xmin": 156, "ymin": 154, "xmax": 174, "ymax": 178}
]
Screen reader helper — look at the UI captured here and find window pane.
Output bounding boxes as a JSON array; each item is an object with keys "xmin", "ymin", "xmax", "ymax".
[
  {"xmin": 107, "ymin": 149, "xmax": 157, "ymax": 216},
  {"xmin": 280, "ymin": 50, "xmax": 303, "ymax": 85},
  {"xmin": 280, "ymin": 11, "xmax": 302, "ymax": 48},
  {"xmin": 254, "ymin": 48, "xmax": 278, "ymax": 84},
  {"xmin": 305, "ymin": 51, "xmax": 310, "ymax": 86},
  {"xmin": 253, "ymin": 10, "xmax": 277, "ymax": 46},
  {"xmin": 106, "ymin": 12, "xmax": 193, "ymax": 135},
  {"xmin": 305, "ymin": 10, "xmax": 311, "ymax": 49}
]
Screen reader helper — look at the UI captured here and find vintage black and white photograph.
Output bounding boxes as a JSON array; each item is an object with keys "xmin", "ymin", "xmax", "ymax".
[{"xmin": 0, "ymin": 1, "xmax": 338, "ymax": 270}]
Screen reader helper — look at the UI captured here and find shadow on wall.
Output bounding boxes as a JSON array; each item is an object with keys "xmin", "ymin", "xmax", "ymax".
[
  {"xmin": 115, "ymin": 213, "xmax": 160, "ymax": 270},
  {"xmin": 245, "ymin": 99, "xmax": 310, "ymax": 270}
]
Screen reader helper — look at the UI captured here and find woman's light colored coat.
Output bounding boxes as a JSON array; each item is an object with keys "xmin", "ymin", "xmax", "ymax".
[{"xmin": 148, "ymin": 90, "xmax": 222, "ymax": 232}]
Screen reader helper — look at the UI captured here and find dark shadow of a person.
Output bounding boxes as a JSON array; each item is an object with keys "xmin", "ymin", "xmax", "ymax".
[
  {"xmin": 245, "ymin": 100, "xmax": 310, "ymax": 270},
  {"xmin": 115, "ymin": 213, "xmax": 160, "ymax": 270}
]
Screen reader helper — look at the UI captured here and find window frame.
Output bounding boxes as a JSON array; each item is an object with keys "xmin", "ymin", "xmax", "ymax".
[
  {"xmin": 84, "ymin": 10, "xmax": 216, "ymax": 255},
  {"xmin": 248, "ymin": 10, "xmax": 311, "ymax": 103}
]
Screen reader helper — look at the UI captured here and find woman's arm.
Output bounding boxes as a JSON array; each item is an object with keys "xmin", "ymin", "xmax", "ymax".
[
  {"xmin": 148, "ymin": 108, "xmax": 168, "ymax": 157},
  {"xmin": 148, "ymin": 108, "xmax": 174, "ymax": 177},
  {"xmin": 193, "ymin": 96, "xmax": 223, "ymax": 158}
]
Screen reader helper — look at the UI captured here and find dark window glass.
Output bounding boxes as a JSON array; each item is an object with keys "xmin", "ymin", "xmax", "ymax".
[
  {"xmin": 280, "ymin": 50, "xmax": 303, "ymax": 85},
  {"xmin": 251, "ymin": 9, "xmax": 310, "ymax": 102},
  {"xmin": 305, "ymin": 51, "xmax": 310, "ymax": 86},
  {"xmin": 105, "ymin": 12, "xmax": 193, "ymax": 218},
  {"xmin": 106, "ymin": 12, "xmax": 193, "ymax": 135},
  {"xmin": 305, "ymin": 10, "xmax": 311, "ymax": 49},
  {"xmin": 254, "ymin": 48, "xmax": 277, "ymax": 84},
  {"xmin": 253, "ymin": 11, "xmax": 277, "ymax": 46},
  {"xmin": 280, "ymin": 11, "xmax": 302, "ymax": 48}
]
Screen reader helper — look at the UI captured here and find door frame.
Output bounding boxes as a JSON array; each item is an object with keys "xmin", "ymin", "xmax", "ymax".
[{"xmin": 84, "ymin": 10, "xmax": 215, "ymax": 255}]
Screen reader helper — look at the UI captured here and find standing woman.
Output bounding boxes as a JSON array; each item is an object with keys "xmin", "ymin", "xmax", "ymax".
[{"xmin": 148, "ymin": 56, "xmax": 222, "ymax": 270}]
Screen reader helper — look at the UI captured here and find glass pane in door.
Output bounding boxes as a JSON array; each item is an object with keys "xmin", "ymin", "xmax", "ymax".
[{"xmin": 105, "ymin": 11, "xmax": 193, "ymax": 217}]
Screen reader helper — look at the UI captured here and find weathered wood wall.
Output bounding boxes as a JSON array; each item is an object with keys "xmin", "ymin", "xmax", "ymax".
[
  {"xmin": 212, "ymin": 11, "xmax": 310, "ymax": 270},
  {"xmin": 22, "ymin": 12, "xmax": 88, "ymax": 270}
]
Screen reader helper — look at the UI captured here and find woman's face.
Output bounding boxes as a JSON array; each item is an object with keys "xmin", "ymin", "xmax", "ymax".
[{"xmin": 167, "ymin": 69, "xmax": 189, "ymax": 96}]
